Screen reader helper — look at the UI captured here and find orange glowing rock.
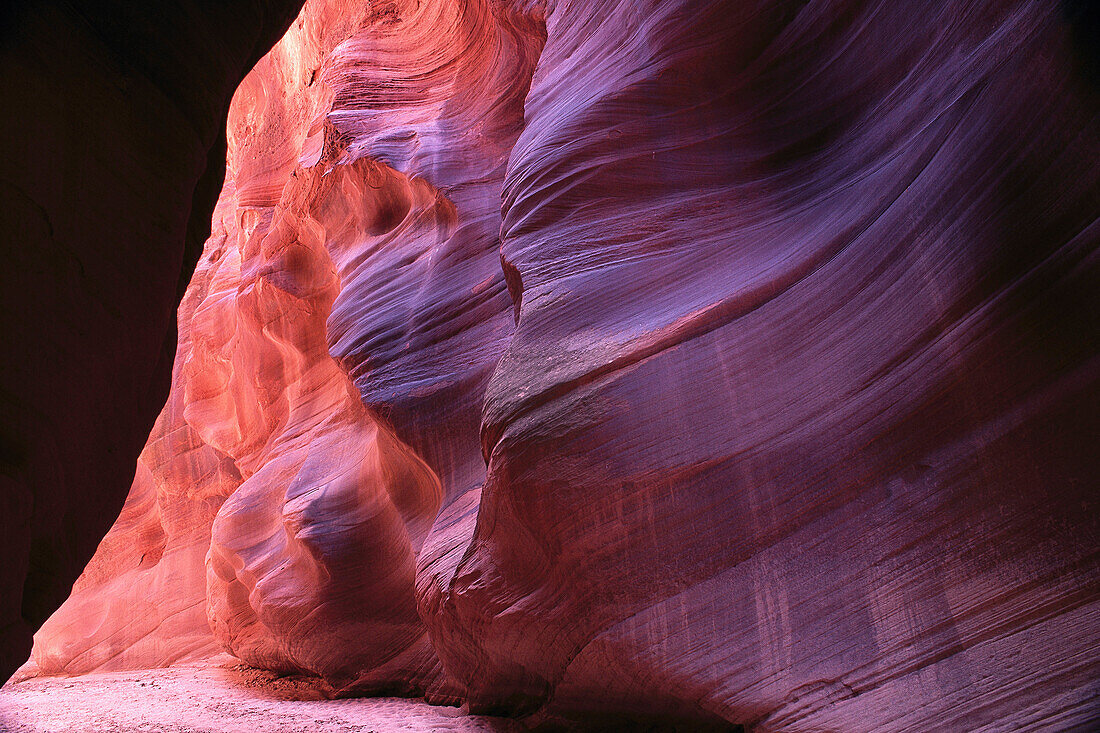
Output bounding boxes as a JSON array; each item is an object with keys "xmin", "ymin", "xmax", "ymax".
[
  {"xmin": 28, "ymin": 0, "xmax": 1100, "ymax": 729},
  {"xmin": 33, "ymin": 0, "xmax": 542, "ymax": 701}
]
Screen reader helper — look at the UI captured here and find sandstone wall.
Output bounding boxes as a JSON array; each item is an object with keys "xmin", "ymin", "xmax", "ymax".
[{"xmin": 28, "ymin": 1, "xmax": 1100, "ymax": 729}]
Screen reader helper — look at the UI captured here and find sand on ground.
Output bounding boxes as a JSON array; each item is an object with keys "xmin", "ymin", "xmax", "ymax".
[{"xmin": 0, "ymin": 655, "xmax": 524, "ymax": 733}]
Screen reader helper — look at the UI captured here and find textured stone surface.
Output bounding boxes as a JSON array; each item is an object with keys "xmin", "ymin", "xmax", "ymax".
[
  {"xmin": 433, "ymin": 3, "xmax": 1100, "ymax": 730},
  {"xmin": 32, "ymin": 0, "xmax": 543, "ymax": 701},
  {"xmin": 26, "ymin": 0, "xmax": 1100, "ymax": 730},
  {"xmin": 0, "ymin": 0, "xmax": 303, "ymax": 684}
]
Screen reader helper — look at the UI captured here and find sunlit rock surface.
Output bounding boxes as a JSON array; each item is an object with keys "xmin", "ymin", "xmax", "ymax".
[
  {"xmin": 33, "ymin": 0, "xmax": 543, "ymax": 700},
  {"xmin": 0, "ymin": 0, "xmax": 303, "ymax": 684},
  {"xmin": 31, "ymin": 0, "xmax": 1100, "ymax": 729}
]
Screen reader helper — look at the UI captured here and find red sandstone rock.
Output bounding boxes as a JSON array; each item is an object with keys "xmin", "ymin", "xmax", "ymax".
[
  {"xmin": 33, "ymin": 0, "xmax": 542, "ymax": 699},
  {"xmin": 0, "ymin": 0, "xmax": 303, "ymax": 684},
  {"xmin": 26, "ymin": 0, "xmax": 1100, "ymax": 730}
]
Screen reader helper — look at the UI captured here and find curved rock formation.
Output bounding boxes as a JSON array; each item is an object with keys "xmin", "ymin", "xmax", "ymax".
[
  {"xmin": 436, "ymin": 3, "xmax": 1100, "ymax": 728},
  {"xmin": 33, "ymin": 0, "xmax": 544, "ymax": 699},
  {"xmin": 27, "ymin": 0, "xmax": 1100, "ymax": 730},
  {"xmin": 0, "ymin": 0, "xmax": 303, "ymax": 683}
]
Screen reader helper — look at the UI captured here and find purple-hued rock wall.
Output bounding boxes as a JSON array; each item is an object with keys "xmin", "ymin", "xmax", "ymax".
[{"xmin": 19, "ymin": 1, "xmax": 1100, "ymax": 729}]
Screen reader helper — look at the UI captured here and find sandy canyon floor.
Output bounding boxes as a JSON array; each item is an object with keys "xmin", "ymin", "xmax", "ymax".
[{"xmin": 0, "ymin": 656, "xmax": 523, "ymax": 733}]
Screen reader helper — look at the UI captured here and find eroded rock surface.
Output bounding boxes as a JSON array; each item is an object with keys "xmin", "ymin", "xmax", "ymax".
[
  {"xmin": 0, "ymin": 0, "xmax": 303, "ymax": 684},
  {"xmin": 27, "ymin": 0, "xmax": 1100, "ymax": 730},
  {"xmin": 33, "ymin": 0, "xmax": 544, "ymax": 701}
]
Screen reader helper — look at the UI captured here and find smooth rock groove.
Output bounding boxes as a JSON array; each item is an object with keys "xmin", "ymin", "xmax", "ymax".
[{"xmin": 26, "ymin": 0, "xmax": 1100, "ymax": 730}]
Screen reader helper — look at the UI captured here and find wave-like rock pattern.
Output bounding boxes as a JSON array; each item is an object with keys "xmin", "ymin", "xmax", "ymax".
[
  {"xmin": 31, "ymin": 0, "xmax": 1100, "ymax": 729},
  {"xmin": 437, "ymin": 3, "xmax": 1100, "ymax": 727},
  {"xmin": 32, "ymin": 0, "xmax": 543, "ymax": 699}
]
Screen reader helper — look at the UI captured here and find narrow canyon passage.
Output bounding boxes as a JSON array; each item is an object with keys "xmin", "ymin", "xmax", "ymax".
[{"xmin": 2, "ymin": 0, "xmax": 1099, "ymax": 731}]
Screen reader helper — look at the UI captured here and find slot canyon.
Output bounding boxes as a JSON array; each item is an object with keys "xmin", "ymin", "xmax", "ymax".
[{"xmin": 1, "ymin": 0, "xmax": 1098, "ymax": 730}]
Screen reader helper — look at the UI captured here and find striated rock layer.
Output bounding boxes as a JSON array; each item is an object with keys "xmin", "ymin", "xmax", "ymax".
[
  {"xmin": 33, "ymin": 0, "xmax": 544, "ymax": 700},
  {"xmin": 30, "ymin": 0, "xmax": 1100, "ymax": 730}
]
